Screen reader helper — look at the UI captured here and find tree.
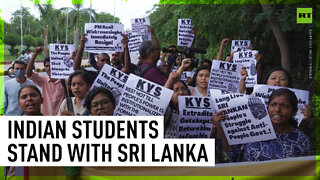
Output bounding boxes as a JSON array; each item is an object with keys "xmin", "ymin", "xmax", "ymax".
[
  {"xmin": 23, "ymin": 35, "xmax": 37, "ymax": 49},
  {"xmin": 4, "ymin": 33, "xmax": 20, "ymax": 56},
  {"xmin": 35, "ymin": 36, "xmax": 44, "ymax": 46}
]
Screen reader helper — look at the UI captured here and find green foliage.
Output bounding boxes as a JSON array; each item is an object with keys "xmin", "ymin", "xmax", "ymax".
[
  {"xmin": 23, "ymin": 35, "xmax": 37, "ymax": 48},
  {"xmin": 35, "ymin": 36, "xmax": 44, "ymax": 46},
  {"xmin": 4, "ymin": 33, "xmax": 20, "ymax": 50}
]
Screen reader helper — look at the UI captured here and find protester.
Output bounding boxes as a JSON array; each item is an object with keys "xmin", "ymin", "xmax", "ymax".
[
  {"xmin": 3, "ymin": 60, "xmax": 36, "ymax": 115},
  {"xmin": 58, "ymin": 70, "xmax": 91, "ymax": 115},
  {"xmin": 18, "ymin": 85, "xmax": 43, "ymax": 116},
  {"xmin": 84, "ymin": 87, "xmax": 116, "ymax": 115},
  {"xmin": 213, "ymin": 88, "xmax": 310, "ymax": 162},
  {"xmin": 26, "ymin": 46, "xmax": 67, "ymax": 115}
]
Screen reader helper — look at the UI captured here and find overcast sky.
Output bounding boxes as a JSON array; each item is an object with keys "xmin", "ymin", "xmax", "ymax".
[{"xmin": 0, "ymin": 0, "xmax": 159, "ymax": 30}]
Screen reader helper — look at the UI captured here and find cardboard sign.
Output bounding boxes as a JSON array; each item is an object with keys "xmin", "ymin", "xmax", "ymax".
[
  {"xmin": 252, "ymin": 84, "xmax": 309, "ymax": 126},
  {"xmin": 113, "ymin": 74, "xmax": 173, "ymax": 116},
  {"xmin": 90, "ymin": 64, "xmax": 128, "ymax": 104},
  {"xmin": 233, "ymin": 50, "xmax": 259, "ymax": 88},
  {"xmin": 84, "ymin": 23, "xmax": 124, "ymax": 53},
  {"xmin": 231, "ymin": 40, "xmax": 251, "ymax": 54},
  {"xmin": 210, "ymin": 89, "xmax": 276, "ymax": 145},
  {"xmin": 131, "ymin": 17, "xmax": 151, "ymax": 41},
  {"xmin": 207, "ymin": 60, "xmax": 242, "ymax": 95},
  {"xmin": 177, "ymin": 19, "xmax": 194, "ymax": 47},
  {"xmin": 128, "ymin": 32, "xmax": 143, "ymax": 54},
  {"xmin": 49, "ymin": 44, "xmax": 74, "ymax": 79},
  {"xmin": 177, "ymin": 96, "xmax": 215, "ymax": 138}
]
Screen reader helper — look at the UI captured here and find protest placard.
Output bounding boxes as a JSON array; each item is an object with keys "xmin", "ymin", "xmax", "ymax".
[
  {"xmin": 177, "ymin": 19, "xmax": 194, "ymax": 47},
  {"xmin": 230, "ymin": 40, "xmax": 251, "ymax": 54},
  {"xmin": 210, "ymin": 89, "xmax": 276, "ymax": 145},
  {"xmin": 113, "ymin": 34, "xmax": 124, "ymax": 53},
  {"xmin": 84, "ymin": 23, "xmax": 124, "ymax": 53},
  {"xmin": 233, "ymin": 50, "xmax": 259, "ymax": 88},
  {"xmin": 131, "ymin": 17, "xmax": 151, "ymax": 41},
  {"xmin": 90, "ymin": 64, "xmax": 128, "ymax": 104},
  {"xmin": 207, "ymin": 60, "xmax": 242, "ymax": 95},
  {"xmin": 252, "ymin": 84, "xmax": 309, "ymax": 126},
  {"xmin": 114, "ymin": 74, "xmax": 173, "ymax": 116},
  {"xmin": 128, "ymin": 32, "xmax": 143, "ymax": 54},
  {"xmin": 49, "ymin": 44, "xmax": 74, "ymax": 79},
  {"xmin": 177, "ymin": 96, "xmax": 215, "ymax": 138}
]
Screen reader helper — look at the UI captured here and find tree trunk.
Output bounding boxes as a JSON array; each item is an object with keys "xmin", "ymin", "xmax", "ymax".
[
  {"xmin": 261, "ymin": 4, "xmax": 290, "ymax": 72},
  {"xmin": 74, "ymin": 27, "xmax": 80, "ymax": 50},
  {"xmin": 44, "ymin": 25, "xmax": 48, "ymax": 59}
]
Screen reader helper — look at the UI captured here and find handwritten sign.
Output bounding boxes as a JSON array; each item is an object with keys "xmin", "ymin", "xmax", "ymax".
[
  {"xmin": 84, "ymin": 23, "xmax": 124, "ymax": 53},
  {"xmin": 252, "ymin": 84, "xmax": 309, "ymax": 126},
  {"xmin": 233, "ymin": 50, "xmax": 258, "ymax": 88},
  {"xmin": 207, "ymin": 60, "xmax": 242, "ymax": 95},
  {"xmin": 231, "ymin": 40, "xmax": 251, "ymax": 54},
  {"xmin": 210, "ymin": 89, "xmax": 276, "ymax": 145},
  {"xmin": 177, "ymin": 96, "xmax": 215, "ymax": 138},
  {"xmin": 131, "ymin": 17, "xmax": 151, "ymax": 41},
  {"xmin": 49, "ymin": 44, "xmax": 74, "ymax": 79},
  {"xmin": 114, "ymin": 74, "xmax": 173, "ymax": 116},
  {"xmin": 177, "ymin": 19, "xmax": 194, "ymax": 47},
  {"xmin": 90, "ymin": 64, "xmax": 128, "ymax": 104}
]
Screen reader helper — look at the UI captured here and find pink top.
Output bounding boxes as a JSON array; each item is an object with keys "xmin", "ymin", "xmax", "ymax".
[{"xmin": 30, "ymin": 72, "xmax": 66, "ymax": 115}]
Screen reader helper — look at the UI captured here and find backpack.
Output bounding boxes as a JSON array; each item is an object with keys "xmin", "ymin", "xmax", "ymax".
[{"xmin": 134, "ymin": 64, "xmax": 154, "ymax": 77}]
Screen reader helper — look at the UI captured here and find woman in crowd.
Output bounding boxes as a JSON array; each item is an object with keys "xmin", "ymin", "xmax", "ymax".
[
  {"xmin": 58, "ymin": 70, "xmax": 91, "ymax": 115},
  {"xmin": 264, "ymin": 68, "xmax": 312, "ymax": 125},
  {"xmin": 213, "ymin": 88, "xmax": 310, "ymax": 162},
  {"xmin": 18, "ymin": 85, "xmax": 43, "ymax": 116},
  {"xmin": 164, "ymin": 79, "xmax": 191, "ymax": 138},
  {"xmin": 84, "ymin": 87, "xmax": 116, "ymax": 116}
]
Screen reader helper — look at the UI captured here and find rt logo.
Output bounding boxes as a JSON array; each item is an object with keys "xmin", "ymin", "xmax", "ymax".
[{"xmin": 297, "ymin": 8, "xmax": 312, "ymax": 24}]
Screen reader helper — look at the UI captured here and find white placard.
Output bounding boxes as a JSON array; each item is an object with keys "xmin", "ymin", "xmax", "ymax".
[
  {"xmin": 49, "ymin": 44, "xmax": 74, "ymax": 79},
  {"xmin": 233, "ymin": 50, "xmax": 258, "ymax": 88},
  {"xmin": 177, "ymin": 96, "xmax": 214, "ymax": 138},
  {"xmin": 207, "ymin": 60, "xmax": 242, "ymax": 95},
  {"xmin": 210, "ymin": 89, "xmax": 277, "ymax": 145},
  {"xmin": 113, "ymin": 34, "xmax": 124, "ymax": 53},
  {"xmin": 177, "ymin": 19, "xmax": 194, "ymax": 47},
  {"xmin": 90, "ymin": 64, "xmax": 128, "ymax": 104},
  {"xmin": 128, "ymin": 32, "xmax": 143, "ymax": 53},
  {"xmin": 84, "ymin": 23, "xmax": 124, "ymax": 53},
  {"xmin": 231, "ymin": 40, "xmax": 251, "ymax": 54},
  {"xmin": 252, "ymin": 84, "xmax": 309, "ymax": 126},
  {"xmin": 131, "ymin": 17, "xmax": 151, "ymax": 41},
  {"xmin": 113, "ymin": 74, "xmax": 173, "ymax": 116}
]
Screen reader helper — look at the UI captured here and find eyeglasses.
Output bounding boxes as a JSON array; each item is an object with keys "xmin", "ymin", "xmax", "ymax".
[{"xmin": 91, "ymin": 99, "xmax": 111, "ymax": 109}]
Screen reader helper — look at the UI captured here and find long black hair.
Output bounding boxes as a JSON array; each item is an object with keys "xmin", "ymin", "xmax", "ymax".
[
  {"xmin": 268, "ymin": 88, "xmax": 298, "ymax": 128},
  {"xmin": 264, "ymin": 67, "xmax": 292, "ymax": 87}
]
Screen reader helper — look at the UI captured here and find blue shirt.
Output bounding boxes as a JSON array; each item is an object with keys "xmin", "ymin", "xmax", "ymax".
[{"xmin": 3, "ymin": 78, "xmax": 36, "ymax": 116}]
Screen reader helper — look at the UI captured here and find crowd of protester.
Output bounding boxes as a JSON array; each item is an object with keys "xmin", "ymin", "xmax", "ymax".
[{"xmin": 2, "ymin": 25, "xmax": 314, "ymax": 172}]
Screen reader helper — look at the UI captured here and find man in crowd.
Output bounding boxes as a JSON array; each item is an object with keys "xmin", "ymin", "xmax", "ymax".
[
  {"xmin": 3, "ymin": 60, "xmax": 36, "ymax": 115},
  {"xmin": 26, "ymin": 47, "xmax": 67, "ymax": 115}
]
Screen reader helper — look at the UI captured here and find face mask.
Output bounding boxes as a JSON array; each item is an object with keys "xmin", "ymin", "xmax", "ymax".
[{"xmin": 14, "ymin": 70, "xmax": 25, "ymax": 79}]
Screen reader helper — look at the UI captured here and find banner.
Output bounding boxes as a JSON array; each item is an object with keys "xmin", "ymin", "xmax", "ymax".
[
  {"xmin": 207, "ymin": 60, "xmax": 242, "ymax": 95},
  {"xmin": 84, "ymin": 23, "xmax": 124, "ymax": 53},
  {"xmin": 131, "ymin": 17, "xmax": 151, "ymax": 41},
  {"xmin": 233, "ymin": 50, "xmax": 259, "ymax": 88},
  {"xmin": 113, "ymin": 74, "xmax": 173, "ymax": 116},
  {"xmin": 210, "ymin": 89, "xmax": 276, "ymax": 145},
  {"xmin": 230, "ymin": 40, "xmax": 251, "ymax": 54},
  {"xmin": 177, "ymin": 96, "xmax": 215, "ymax": 138},
  {"xmin": 177, "ymin": 19, "xmax": 194, "ymax": 47},
  {"xmin": 252, "ymin": 84, "xmax": 309, "ymax": 125},
  {"xmin": 90, "ymin": 64, "xmax": 128, "ymax": 104},
  {"xmin": 49, "ymin": 44, "xmax": 74, "ymax": 79}
]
